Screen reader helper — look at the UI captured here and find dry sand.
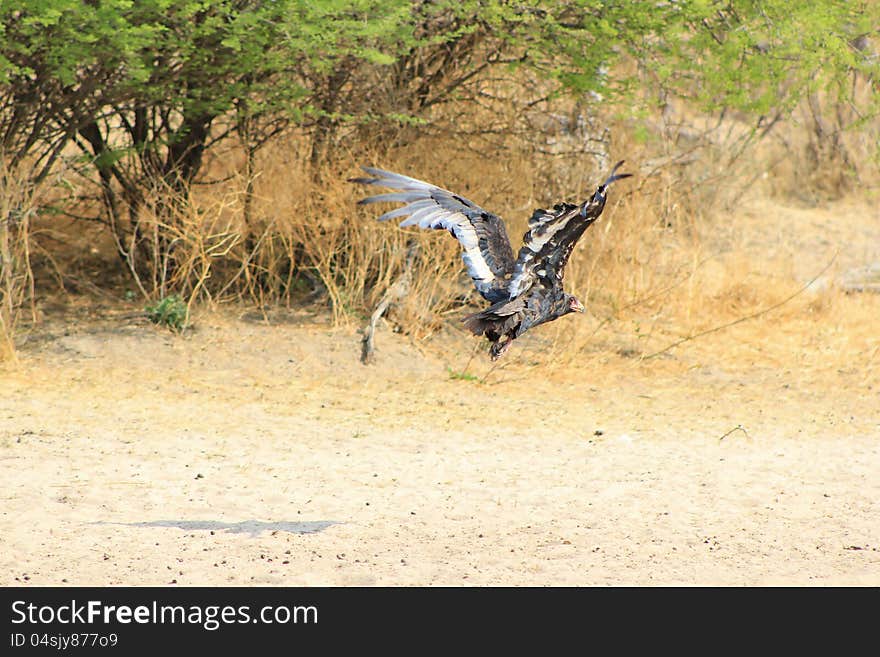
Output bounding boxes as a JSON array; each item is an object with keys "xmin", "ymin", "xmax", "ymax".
[{"xmin": 1, "ymin": 198, "xmax": 878, "ymax": 586}]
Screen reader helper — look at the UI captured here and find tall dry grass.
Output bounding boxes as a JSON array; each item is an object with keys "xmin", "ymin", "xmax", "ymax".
[
  {"xmin": 12, "ymin": 80, "xmax": 878, "ymax": 368},
  {"xmin": 0, "ymin": 160, "xmax": 38, "ymax": 361},
  {"xmin": 245, "ymin": 150, "xmax": 466, "ymax": 331},
  {"xmin": 231, "ymin": 116, "xmax": 750, "ymax": 364}
]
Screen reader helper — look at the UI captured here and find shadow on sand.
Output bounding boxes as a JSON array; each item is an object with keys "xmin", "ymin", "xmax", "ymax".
[{"xmin": 98, "ymin": 519, "xmax": 338, "ymax": 537}]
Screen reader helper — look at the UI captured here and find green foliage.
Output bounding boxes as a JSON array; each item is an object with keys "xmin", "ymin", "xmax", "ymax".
[
  {"xmin": 4, "ymin": 1, "xmax": 876, "ymax": 180},
  {"xmin": 145, "ymin": 294, "xmax": 188, "ymax": 332},
  {"xmin": 647, "ymin": 0, "xmax": 880, "ymax": 116},
  {"xmin": 447, "ymin": 367, "xmax": 480, "ymax": 382},
  {"xmin": 0, "ymin": 0, "xmax": 161, "ymax": 180},
  {"xmin": 3, "ymin": 0, "xmax": 878, "ymax": 296}
]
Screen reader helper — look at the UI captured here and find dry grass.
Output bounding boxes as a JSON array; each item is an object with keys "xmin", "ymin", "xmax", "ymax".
[
  {"xmin": 10, "ymin": 85, "xmax": 880, "ymax": 371},
  {"xmin": 246, "ymin": 119, "xmax": 711, "ymax": 342},
  {"xmin": 0, "ymin": 160, "xmax": 38, "ymax": 361},
  {"xmin": 248, "ymin": 150, "xmax": 466, "ymax": 331}
]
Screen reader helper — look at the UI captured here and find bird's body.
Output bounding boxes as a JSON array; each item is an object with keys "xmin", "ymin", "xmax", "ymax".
[{"xmin": 351, "ymin": 162, "xmax": 632, "ymax": 359}]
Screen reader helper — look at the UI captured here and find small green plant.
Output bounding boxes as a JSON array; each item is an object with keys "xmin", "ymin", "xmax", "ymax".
[
  {"xmin": 447, "ymin": 367, "xmax": 479, "ymax": 382},
  {"xmin": 145, "ymin": 294, "xmax": 188, "ymax": 332}
]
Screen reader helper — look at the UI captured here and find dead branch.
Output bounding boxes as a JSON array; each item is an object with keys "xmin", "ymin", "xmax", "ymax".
[
  {"xmin": 360, "ymin": 241, "xmax": 419, "ymax": 364},
  {"xmin": 642, "ymin": 253, "xmax": 837, "ymax": 360}
]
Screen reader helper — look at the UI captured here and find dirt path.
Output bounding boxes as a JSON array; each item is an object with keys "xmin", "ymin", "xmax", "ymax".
[
  {"xmin": 1, "ymin": 198, "xmax": 878, "ymax": 586},
  {"xmin": 1, "ymin": 310, "xmax": 877, "ymax": 586}
]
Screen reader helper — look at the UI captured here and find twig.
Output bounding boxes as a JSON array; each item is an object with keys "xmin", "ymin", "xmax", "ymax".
[
  {"xmin": 479, "ymin": 359, "xmax": 503, "ymax": 385},
  {"xmin": 555, "ymin": 250, "xmax": 725, "ymax": 359},
  {"xmin": 458, "ymin": 340, "xmax": 480, "ymax": 379},
  {"xmin": 642, "ymin": 253, "xmax": 837, "ymax": 360},
  {"xmin": 718, "ymin": 424, "xmax": 749, "ymax": 441}
]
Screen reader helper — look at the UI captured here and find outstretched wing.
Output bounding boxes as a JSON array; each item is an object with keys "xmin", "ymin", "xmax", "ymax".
[
  {"xmin": 507, "ymin": 161, "xmax": 632, "ymax": 299},
  {"xmin": 351, "ymin": 167, "xmax": 516, "ymax": 303},
  {"xmin": 507, "ymin": 203, "xmax": 584, "ymax": 299}
]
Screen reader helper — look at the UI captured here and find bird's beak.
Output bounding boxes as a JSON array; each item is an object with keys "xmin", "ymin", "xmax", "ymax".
[{"xmin": 572, "ymin": 298, "xmax": 585, "ymax": 313}]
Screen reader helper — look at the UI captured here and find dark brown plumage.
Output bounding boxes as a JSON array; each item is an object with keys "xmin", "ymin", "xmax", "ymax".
[{"xmin": 351, "ymin": 161, "xmax": 632, "ymax": 359}]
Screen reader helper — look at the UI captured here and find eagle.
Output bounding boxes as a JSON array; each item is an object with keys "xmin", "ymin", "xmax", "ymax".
[{"xmin": 351, "ymin": 161, "xmax": 632, "ymax": 360}]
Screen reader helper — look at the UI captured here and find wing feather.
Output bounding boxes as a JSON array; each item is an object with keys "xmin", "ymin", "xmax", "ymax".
[
  {"xmin": 377, "ymin": 201, "xmax": 434, "ymax": 222},
  {"xmin": 507, "ymin": 161, "xmax": 632, "ymax": 299},
  {"xmin": 351, "ymin": 167, "xmax": 516, "ymax": 302},
  {"xmin": 508, "ymin": 203, "xmax": 581, "ymax": 299}
]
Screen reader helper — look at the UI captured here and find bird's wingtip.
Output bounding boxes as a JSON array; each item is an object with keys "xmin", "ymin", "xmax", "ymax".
[
  {"xmin": 602, "ymin": 160, "xmax": 634, "ymax": 188},
  {"xmin": 349, "ymin": 165, "xmax": 386, "ymax": 183}
]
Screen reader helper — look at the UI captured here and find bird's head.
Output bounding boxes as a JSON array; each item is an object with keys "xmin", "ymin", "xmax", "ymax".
[
  {"xmin": 580, "ymin": 160, "xmax": 633, "ymax": 219},
  {"xmin": 566, "ymin": 294, "xmax": 585, "ymax": 314}
]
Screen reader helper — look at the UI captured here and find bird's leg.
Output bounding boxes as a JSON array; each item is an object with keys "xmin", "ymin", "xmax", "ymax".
[{"xmin": 490, "ymin": 336, "xmax": 514, "ymax": 361}]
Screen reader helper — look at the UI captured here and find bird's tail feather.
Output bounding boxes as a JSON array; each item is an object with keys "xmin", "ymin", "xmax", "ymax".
[
  {"xmin": 463, "ymin": 297, "xmax": 523, "ymax": 335},
  {"xmin": 462, "ymin": 310, "xmax": 490, "ymax": 336}
]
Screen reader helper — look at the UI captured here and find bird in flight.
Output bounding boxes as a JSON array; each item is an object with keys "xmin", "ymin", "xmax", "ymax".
[{"xmin": 351, "ymin": 161, "xmax": 632, "ymax": 360}]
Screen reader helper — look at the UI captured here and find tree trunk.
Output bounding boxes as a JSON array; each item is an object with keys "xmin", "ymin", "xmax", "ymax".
[{"xmin": 309, "ymin": 67, "xmax": 350, "ymax": 171}]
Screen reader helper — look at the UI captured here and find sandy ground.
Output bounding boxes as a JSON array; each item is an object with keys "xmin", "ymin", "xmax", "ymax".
[{"xmin": 1, "ymin": 198, "xmax": 879, "ymax": 586}]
